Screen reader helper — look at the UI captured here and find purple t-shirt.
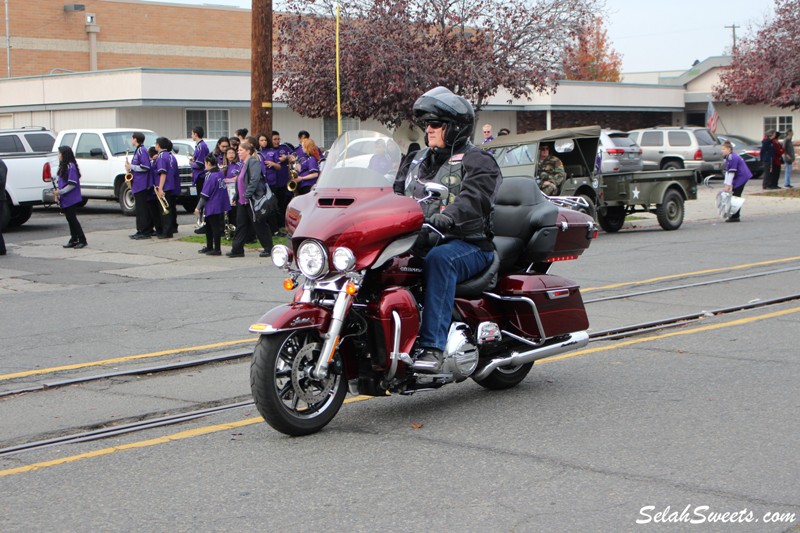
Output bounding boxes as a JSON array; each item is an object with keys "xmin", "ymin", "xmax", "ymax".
[
  {"xmin": 725, "ymin": 151, "xmax": 753, "ymax": 189},
  {"xmin": 201, "ymin": 170, "xmax": 232, "ymax": 217},
  {"xmin": 191, "ymin": 140, "xmax": 209, "ymax": 185},
  {"xmin": 155, "ymin": 150, "xmax": 180, "ymax": 193},
  {"xmin": 261, "ymin": 146, "xmax": 279, "ymax": 186},
  {"xmin": 275, "ymin": 144, "xmax": 292, "ymax": 187},
  {"xmin": 130, "ymin": 145, "xmax": 151, "ymax": 194},
  {"xmin": 298, "ymin": 155, "xmax": 319, "ymax": 187},
  {"xmin": 58, "ymin": 163, "xmax": 82, "ymax": 208}
]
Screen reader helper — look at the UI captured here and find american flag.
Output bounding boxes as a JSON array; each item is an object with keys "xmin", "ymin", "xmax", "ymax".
[{"xmin": 706, "ymin": 101, "xmax": 719, "ymax": 134}]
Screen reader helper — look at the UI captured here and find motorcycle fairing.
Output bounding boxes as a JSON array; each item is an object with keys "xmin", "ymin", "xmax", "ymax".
[{"xmin": 250, "ymin": 303, "xmax": 332, "ymax": 334}]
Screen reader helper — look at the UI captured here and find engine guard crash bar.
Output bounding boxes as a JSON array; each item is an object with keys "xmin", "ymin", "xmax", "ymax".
[
  {"xmin": 473, "ymin": 330, "xmax": 590, "ymax": 382},
  {"xmin": 484, "ymin": 292, "xmax": 548, "ymax": 339}
]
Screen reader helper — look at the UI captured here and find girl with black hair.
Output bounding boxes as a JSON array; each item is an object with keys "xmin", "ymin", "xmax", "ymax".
[{"xmin": 54, "ymin": 146, "xmax": 87, "ymax": 249}]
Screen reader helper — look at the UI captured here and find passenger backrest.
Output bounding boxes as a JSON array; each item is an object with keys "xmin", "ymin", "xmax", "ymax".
[{"xmin": 494, "ymin": 176, "xmax": 559, "ymax": 241}]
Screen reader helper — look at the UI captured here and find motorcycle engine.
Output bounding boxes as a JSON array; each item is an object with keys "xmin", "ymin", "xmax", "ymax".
[{"xmin": 442, "ymin": 323, "xmax": 479, "ymax": 381}]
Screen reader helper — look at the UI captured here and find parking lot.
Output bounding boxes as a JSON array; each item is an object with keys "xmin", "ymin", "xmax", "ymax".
[{"xmin": 0, "ymin": 182, "xmax": 799, "ymax": 532}]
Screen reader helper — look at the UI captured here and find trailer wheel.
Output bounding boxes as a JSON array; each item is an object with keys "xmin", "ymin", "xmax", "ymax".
[
  {"xmin": 656, "ymin": 190, "xmax": 684, "ymax": 231},
  {"xmin": 577, "ymin": 194, "xmax": 596, "ymax": 220},
  {"xmin": 597, "ymin": 206, "xmax": 625, "ymax": 233}
]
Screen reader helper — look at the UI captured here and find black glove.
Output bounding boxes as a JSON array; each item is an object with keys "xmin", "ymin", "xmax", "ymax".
[{"xmin": 429, "ymin": 213, "xmax": 454, "ymax": 233}]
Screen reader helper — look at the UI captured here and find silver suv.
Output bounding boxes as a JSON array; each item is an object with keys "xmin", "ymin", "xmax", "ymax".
[{"xmin": 627, "ymin": 126, "xmax": 723, "ymax": 174}]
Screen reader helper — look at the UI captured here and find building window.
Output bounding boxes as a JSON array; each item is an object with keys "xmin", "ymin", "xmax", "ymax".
[
  {"xmin": 763, "ymin": 116, "xmax": 793, "ymax": 134},
  {"xmin": 186, "ymin": 109, "xmax": 230, "ymax": 139},
  {"xmin": 323, "ymin": 116, "xmax": 360, "ymax": 149}
]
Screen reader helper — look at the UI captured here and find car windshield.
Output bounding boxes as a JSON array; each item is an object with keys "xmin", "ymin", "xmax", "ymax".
[
  {"xmin": 104, "ymin": 131, "xmax": 158, "ymax": 155},
  {"xmin": 317, "ymin": 130, "xmax": 402, "ymax": 189}
]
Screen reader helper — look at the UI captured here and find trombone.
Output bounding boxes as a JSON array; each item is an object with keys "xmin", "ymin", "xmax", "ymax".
[
  {"xmin": 154, "ymin": 186, "xmax": 170, "ymax": 215},
  {"xmin": 124, "ymin": 151, "xmax": 133, "ymax": 189}
]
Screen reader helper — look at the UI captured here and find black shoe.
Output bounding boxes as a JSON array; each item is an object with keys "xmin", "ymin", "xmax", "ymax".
[
  {"xmin": 73, "ymin": 242, "xmax": 87, "ymax": 249},
  {"xmin": 157, "ymin": 234, "xmax": 173, "ymax": 239},
  {"xmin": 411, "ymin": 347, "xmax": 444, "ymax": 373},
  {"xmin": 259, "ymin": 251, "xmax": 271, "ymax": 258},
  {"xmin": 63, "ymin": 241, "xmax": 77, "ymax": 248},
  {"xmin": 785, "ymin": 185, "xmax": 793, "ymax": 188},
  {"xmin": 198, "ymin": 247, "xmax": 211, "ymax": 254},
  {"xmin": 226, "ymin": 251, "xmax": 244, "ymax": 258},
  {"xmin": 129, "ymin": 233, "xmax": 141, "ymax": 239},
  {"xmin": 726, "ymin": 217, "xmax": 740, "ymax": 223},
  {"xmin": 205, "ymin": 250, "xmax": 222, "ymax": 256},
  {"xmin": 131, "ymin": 234, "xmax": 150, "ymax": 240},
  {"xmin": 194, "ymin": 225, "xmax": 206, "ymax": 235},
  {"xmin": 142, "ymin": 231, "xmax": 156, "ymax": 237}
]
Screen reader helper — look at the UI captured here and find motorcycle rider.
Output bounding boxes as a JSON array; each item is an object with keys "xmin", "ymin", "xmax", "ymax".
[{"xmin": 394, "ymin": 86, "xmax": 502, "ymax": 373}]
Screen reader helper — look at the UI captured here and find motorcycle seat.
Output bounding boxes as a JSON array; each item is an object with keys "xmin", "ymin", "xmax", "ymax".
[{"xmin": 455, "ymin": 251, "xmax": 500, "ymax": 298}]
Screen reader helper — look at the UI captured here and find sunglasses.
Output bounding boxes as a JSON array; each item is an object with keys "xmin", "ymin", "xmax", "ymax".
[
  {"xmin": 483, "ymin": 130, "xmax": 491, "ymax": 134},
  {"xmin": 425, "ymin": 120, "xmax": 446, "ymax": 129}
]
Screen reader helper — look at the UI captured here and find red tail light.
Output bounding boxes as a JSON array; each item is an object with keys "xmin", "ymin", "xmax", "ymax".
[
  {"xmin": 546, "ymin": 254, "xmax": 579, "ymax": 263},
  {"xmin": 744, "ymin": 149, "xmax": 760, "ymax": 157},
  {"xmin": 693, "ymin": 149, "xmax": 703, "ymax": 160},
  {"xmin": 42, "ymin": 161, "xmax": 53, "ymax": 182},
  {"xmin": 606, "ymin": 148, "xmax": 625, "ymax": 155}
]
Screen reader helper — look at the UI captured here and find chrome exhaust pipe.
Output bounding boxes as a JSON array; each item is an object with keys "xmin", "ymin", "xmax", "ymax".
[{"xmin": 473, "ymin": 330, "xmax": 590, "ymax": 382}]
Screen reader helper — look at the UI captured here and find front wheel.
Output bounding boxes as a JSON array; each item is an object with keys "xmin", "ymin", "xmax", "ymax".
[
  {"xmin": 250, "ymin": 330, "xmax": 347, "ymax": 436},
  {"xmin": 118, "ymin": 184, "xmax": 135, "ymax": 216},
  {"xmin": 473, "ymin": 362, "xmax": 533, "ymax": 390},
  {"xmin": 656, "ymin": 190, "xmax": 684, "ymax": 231}
]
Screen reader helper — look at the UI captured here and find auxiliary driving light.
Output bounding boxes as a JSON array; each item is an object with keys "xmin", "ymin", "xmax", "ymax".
[
  {"xmin": 271, "ymin": 245, "xmax": 292, "ymax": 268},
  {"xmin": 332, "ymin": 247, "xmax": 356, "ymax": 272}
]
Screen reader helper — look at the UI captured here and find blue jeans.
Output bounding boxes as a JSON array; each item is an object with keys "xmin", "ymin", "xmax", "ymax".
[
  {"xmin": 785, "ymin": 161, "xmax": 793, "ymax": 186},
  {"xmin": 419, "ymin": 240, "xmax": 494, "ymax": 351}
]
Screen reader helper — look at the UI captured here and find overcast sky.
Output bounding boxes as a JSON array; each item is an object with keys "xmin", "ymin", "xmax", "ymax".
[{"xmin": 146, "ymin": 0, "xmax": 775, "ymax": 73}]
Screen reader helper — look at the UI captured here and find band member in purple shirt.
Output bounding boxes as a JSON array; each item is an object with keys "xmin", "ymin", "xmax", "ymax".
[
  {"xmin": 191, "ymin": 126, "xmax": 209, "ymax": 189},
  {"xmin": 125, "ymin": 132, "xmax": 153, "ymax": 240},
  {"xmin": 292, "ymin": 138, "xmax": 320, "ymax": 195},
  {"xmin": 155, "ymin": 137, "xmax": 180, "ymax": 237},
  {"xmin": 271, "ymin": 131, "xmax": 292, "ymax": 227},
  {"xmin": 54, "ymin": 146, "xmax": 87, "ymax": 249},
  {"xmin": 195, "ymin": 154, "xmax": 231, "ymax": 256},
  {"xmin": 223, "ymin": 146, "xmax": 241, "ymax": 222},
  {"xmin": 721, "ymin": 140, "xmax": 753, "ymax": 222}
]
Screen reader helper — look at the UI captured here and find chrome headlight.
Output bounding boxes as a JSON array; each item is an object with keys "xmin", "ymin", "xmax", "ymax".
[
  {"xmin": 297, "ymin": 240, "xmax": 328, "ymax": 279},
  {"xmin": 332, "ymin": 247, "xmax": 356, "ymax": 272},
  {"xmin": 271, "ymin": 245, "xmax": 292, "ymax": 268}
]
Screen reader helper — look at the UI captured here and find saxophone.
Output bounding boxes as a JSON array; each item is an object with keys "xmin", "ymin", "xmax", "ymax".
[{"xmin": 124, "ymin": 151, "xmax": 133, "ymax": 189}]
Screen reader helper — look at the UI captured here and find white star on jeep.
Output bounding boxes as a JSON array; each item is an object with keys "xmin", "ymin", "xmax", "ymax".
[{"xmin": 632, "ymin": 187, "xmax": 640, "ymax": 199}]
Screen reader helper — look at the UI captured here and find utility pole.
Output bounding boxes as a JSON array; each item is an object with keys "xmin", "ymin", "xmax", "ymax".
[
  {"xmin": 725, "ymin": 24, "xmax": 739, "ymax": 55},
  {"xmin": 251, "ymin": 0, "xmax": 273, "ymax": 136}
]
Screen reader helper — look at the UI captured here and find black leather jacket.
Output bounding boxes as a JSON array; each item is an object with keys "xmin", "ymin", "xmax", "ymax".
[{"xmin": 394, "ymin": 142, "xmax": 501, "ymax": 252}]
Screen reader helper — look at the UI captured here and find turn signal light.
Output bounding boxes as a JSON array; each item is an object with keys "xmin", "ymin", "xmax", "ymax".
[
  {"xmin": 345, "ymin": 280, "xmax": 358, "ymax": 295},
  {"xmin": 283, "ymin": 278, "xmax": 296, "ymax": 291}
]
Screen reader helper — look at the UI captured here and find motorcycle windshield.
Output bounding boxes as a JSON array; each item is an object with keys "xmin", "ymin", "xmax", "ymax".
[{"xmin": 317, "ymin": 130, "xmax": 403, "ymax": 188}]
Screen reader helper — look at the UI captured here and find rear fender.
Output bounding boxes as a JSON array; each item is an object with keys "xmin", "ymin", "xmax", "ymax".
[
  {"xmin": 249, "ymin": 303, "xmax": 331, "ymax": 335},
  {"xmin": 652, "ymin": 182, "xmax": 687, "ymax": 205}
]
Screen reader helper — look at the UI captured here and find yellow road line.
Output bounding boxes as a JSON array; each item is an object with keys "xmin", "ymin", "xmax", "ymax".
[
  {"xmin": 3, "ymin": 307, "xmax": 799, "ymax": 479},
  {"xmin": 0, "ymin": 338, "xmax": 258, "ymax": 381},
  {"xmin": 0, "ymin": 395, "xmax": 373, "ymax": 478},
  {"xmin": 582, "ymin": 255, "xmax": 800, "ymax": 293}
]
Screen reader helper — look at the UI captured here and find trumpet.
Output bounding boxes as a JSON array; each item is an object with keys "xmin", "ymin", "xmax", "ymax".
[
  {"xmin": 124, "ymin": 151, "xmax": 133, "ymax": 189},
  {"xmin": 154, "ymin": 186, "xmax": 170, "ymax": 215}
]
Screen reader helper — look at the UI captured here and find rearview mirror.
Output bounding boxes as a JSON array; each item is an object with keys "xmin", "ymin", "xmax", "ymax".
[{"xmin": 89, "ymin": 147, "xmax": 107, "ymax": 159}]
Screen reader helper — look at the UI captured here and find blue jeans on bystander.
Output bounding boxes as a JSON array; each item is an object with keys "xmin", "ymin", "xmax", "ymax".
[{"xmin": 418, "ymin": 239, "xmax": 494, "ymax": 352}]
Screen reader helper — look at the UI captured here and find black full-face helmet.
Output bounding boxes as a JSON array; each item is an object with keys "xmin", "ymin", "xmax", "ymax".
[{"xmin": 413, "ymin": 86, "xmax": 475, "ymax": 149}]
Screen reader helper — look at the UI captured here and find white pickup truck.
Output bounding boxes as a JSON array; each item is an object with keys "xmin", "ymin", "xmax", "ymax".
[
  {"xmin": 0, "ymin": 152, "xmax": 59, "ymax": 230},
  {"xmin": 54, "ymin": 129, "xmax": 194, "ymax": 216}
]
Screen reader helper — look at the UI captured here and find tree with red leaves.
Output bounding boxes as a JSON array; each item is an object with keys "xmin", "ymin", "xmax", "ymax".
[
  {"xmin": 562, "ymin": 16, "xmax": 622, "ymax": 82},
  {"xmin": 275, "ymin": 0, "xmax": 597, "ymax": 128},
  {"xmin": 713, "ymin": 0, "xmax": 800, "ymax": 109}
]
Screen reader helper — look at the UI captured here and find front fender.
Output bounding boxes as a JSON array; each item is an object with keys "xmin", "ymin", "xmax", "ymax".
[{"xmin": 249, "ymin": 303, "xmax": 332, "ymax": 335}]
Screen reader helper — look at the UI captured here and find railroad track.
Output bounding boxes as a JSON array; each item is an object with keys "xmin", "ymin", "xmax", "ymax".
[{"xmin": 1, "ymin": 264, "xmax": 798, "ymax": 457}]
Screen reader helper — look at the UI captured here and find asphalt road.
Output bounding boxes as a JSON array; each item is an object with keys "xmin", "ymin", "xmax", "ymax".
[{"xmin": 0, "ymin": 192, "xmax": 799, "ymax": 532}]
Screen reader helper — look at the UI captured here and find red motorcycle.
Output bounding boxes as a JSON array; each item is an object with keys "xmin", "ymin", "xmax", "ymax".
[{"xmin": 249, "ymin": 131, "xmax": 597, "ymax": 436}]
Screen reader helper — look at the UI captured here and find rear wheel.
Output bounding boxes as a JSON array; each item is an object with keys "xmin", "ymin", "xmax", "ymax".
[
  {"xmin": 473, "ymin": 362, "xmax": 534, "ymax": 390},
  {"xmin": 597, "ymin": 206, "xmax": 626, "ymax": 233},
  {"xmin": 656, "ymin": 190, "xmax": 684, "ymax": 231},
  {"xmin": 250, "ymin": 330, "xmax": 347, "ymax": 436},
  {"xmin": 8, "ymin": 205, "xmax": 33, "ymax": 227},
  {"xmin": 662, "ymin": 160, "xmax": 684, "ymax": 171}
]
